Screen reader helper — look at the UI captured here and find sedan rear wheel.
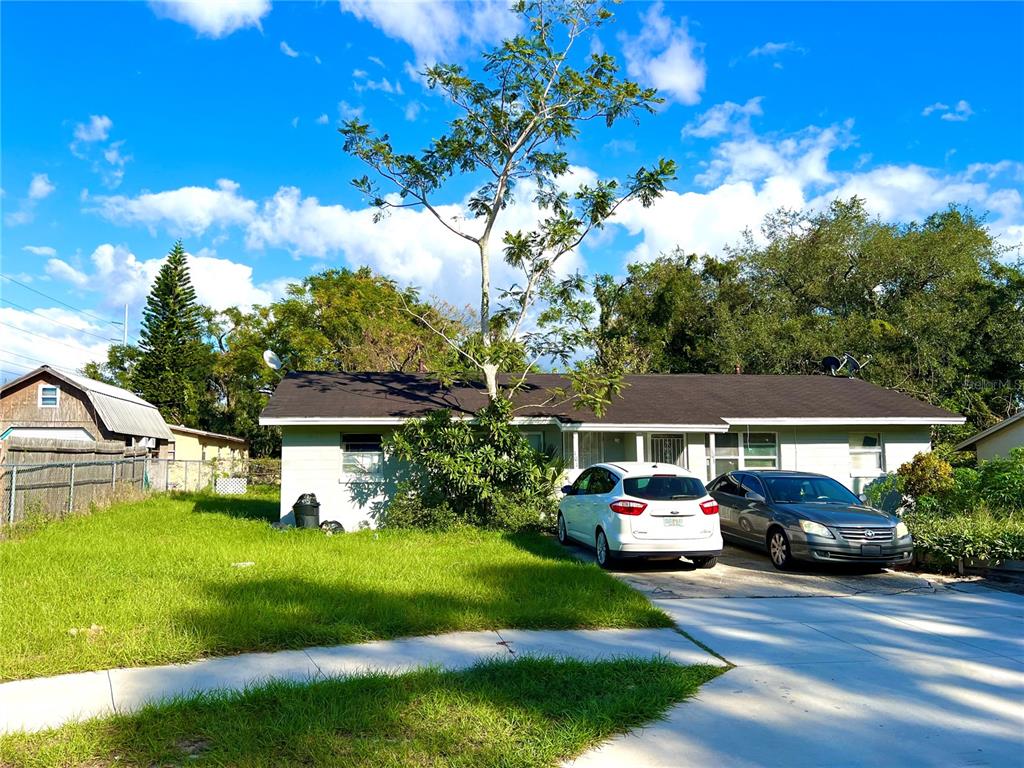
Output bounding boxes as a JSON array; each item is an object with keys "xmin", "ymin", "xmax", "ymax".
[
  {"xmin": 556, "ymin": 513, "xmax": 569, "ymax": 545},
  {"xmin": 690, "ymin": 556, "xmax": 717, "ymax": 569},
  {"xmin": 595, "ymin": 529, "xmax": 616, "ymax": 570},
  {"xmin": 768, "ymin": 528, "xmax": 793, "ymax": 571}
]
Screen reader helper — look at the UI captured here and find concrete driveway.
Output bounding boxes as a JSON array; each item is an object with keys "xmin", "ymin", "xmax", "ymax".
[{"xmin": 564, "ymin": 544, "xmax": 1024, "ymax": 768}]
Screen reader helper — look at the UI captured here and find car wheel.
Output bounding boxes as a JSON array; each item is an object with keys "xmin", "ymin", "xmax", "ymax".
[
  {"xmin": 595, "ymin": 529, "xmax": 616, "ymax": 570},
  {"xmin": 690, "ymin": 556, "xmax": 717, "ymax": 569},
  {"xmin": 768, "ymin": 528, "xmax": 793, "ymax": 571},
  {"xmin": 556, "ymin": 513, "xmax": 569, "ymax": 545}
]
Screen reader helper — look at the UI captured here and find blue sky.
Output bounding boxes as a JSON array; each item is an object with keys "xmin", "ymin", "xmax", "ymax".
[{"xmin": 2, "ymin": 0, "xmax": 1022, "ymax": 379}]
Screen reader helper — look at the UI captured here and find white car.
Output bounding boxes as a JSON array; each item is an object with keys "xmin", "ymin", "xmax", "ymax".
[{"xmin": 557, "ymin": 462, "xmax": 723, "ymax": 569}]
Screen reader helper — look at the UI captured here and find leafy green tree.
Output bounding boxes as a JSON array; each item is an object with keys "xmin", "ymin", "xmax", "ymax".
[
  {"xmin": 594, "ymin": 198, "xmax": 1024, "ymax": 438},
  {"xmin": 341, "ymin": 0, "xmax": 674, "ymax": 409},
  {"xmin": 82, "ymin": 344, "xmax": 139, "ymax": 390},
  {"xmin": 131, "ymin": 241, "xmax": 212, "ymax": 425},
  {"xmin": 203, "ymin": 268, "xmax": 470, "ymax": 456}
]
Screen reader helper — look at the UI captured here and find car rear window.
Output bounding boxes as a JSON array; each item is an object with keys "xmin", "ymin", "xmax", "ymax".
[{"xmin": 624, "ymin": 475, "xmax": 706, "ymax": 500}]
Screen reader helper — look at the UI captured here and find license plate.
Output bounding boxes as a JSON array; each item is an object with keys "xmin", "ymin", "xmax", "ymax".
[
  {"xmin": 663, "ymin": 518, "xmax": 686, "ymax": 527},
  {"xmin": 861, "ymin": 544, "xmax": 882, "ymax": 556}
]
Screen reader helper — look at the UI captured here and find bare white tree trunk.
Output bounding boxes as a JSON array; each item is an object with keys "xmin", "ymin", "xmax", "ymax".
[{"xmin": 478, "ymin": 238, "xmax": 498, "ymax": 399}]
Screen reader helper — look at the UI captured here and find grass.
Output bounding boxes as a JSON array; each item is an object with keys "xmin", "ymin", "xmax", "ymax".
[
  {"xmin": 0, "ymin": 657, "xmax": 723, "ymax": 767},
  {"xmin": 0, "ymin": 490, "xmax": 670, "ymax": 681}
]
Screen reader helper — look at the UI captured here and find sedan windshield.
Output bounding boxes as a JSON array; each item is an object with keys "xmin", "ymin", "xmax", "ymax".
[
  {"xmin": 624, "ymin": 475, "xmax": 706, "ymax": 500},
  {"xmin": 763, "ymin": 476, "xmax": 861, "ymax": 505}
]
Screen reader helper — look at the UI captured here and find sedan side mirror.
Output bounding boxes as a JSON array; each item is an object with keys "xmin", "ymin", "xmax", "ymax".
[
  {"xmin": 561, "ymin": 484, "xmax": 575, "ymax": 495},
  {"xmin": 745, "ymin": 491, "xmax": 766, "ymax": 502}
]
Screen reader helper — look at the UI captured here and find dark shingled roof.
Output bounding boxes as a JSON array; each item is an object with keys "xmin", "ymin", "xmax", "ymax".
[{"xmin": 260, "ymin": 371, "xmax": 961, "ymax": 426}]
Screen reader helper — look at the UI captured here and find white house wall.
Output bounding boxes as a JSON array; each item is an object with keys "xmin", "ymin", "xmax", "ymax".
[
  {"xmin": 279, "ymin": 425, "xmax": 395, "ymax": 529},
  {"xmin": 277, "ymin": 423, "xmax": 933, "ymax": 528}
]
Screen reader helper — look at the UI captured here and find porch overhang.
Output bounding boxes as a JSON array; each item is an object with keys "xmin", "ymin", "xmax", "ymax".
[{"xmin": 557, "ymin": 423, "xmax": 729, "ymax": 433}]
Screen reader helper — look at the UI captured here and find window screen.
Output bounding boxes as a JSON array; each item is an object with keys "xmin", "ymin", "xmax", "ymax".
[{"xmin": 341, "ymin": 434, "xmax": 384, "ymax": 479}]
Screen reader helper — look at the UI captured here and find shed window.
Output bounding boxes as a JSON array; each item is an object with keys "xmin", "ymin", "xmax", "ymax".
[
  {"xmin": 38, "ymin": 385, "xmax": 59, "ymax": 408},
  {"xmin": 341, "ymin": 434, "xmax": 384, "ymax": 480}
]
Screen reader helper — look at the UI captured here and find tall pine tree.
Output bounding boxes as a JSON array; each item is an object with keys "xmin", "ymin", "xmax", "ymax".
[{"xmin": 133, "ymin": 241, "xmax": 210, "ymax": 425}]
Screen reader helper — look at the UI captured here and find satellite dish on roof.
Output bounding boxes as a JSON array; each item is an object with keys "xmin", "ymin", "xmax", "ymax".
[
  {"xmin": 822, "ymin": 355, "xmax": 844, "ymax": 376},
  {"xmin": 263, "ymin": 350, "xmax": 283, "ymax": 371},
  {"xmin": 844, "ymin": 353, "xmax": 863, "ymax": 373}
]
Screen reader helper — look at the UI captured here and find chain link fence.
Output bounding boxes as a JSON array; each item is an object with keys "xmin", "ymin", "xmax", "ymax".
[{"xmin": 1, "ymin": 457, "xmax": 279, "ymax": 527}]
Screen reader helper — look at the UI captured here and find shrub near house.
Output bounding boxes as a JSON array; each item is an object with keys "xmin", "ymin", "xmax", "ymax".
[{"xmin": 872, "ymin": 449, "xmax": 1024, "ymax": 568}]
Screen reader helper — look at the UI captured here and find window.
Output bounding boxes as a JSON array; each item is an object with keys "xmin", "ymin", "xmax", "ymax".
[
  {"xmin": 625, "ymin": 475, "xmax": 705, "ymax": 500},
  {"xmin": 850, "ymin": 433, "xmax": 883, "ymax": 475},
  {"xmin": 706, "ymin": 432, "xmax": 777, "ymax": 477},
  {"xmin": 38, "ymin": 384, "xmax": 59, "ymax": 408},
  {"xmin": 763, "ymin": 475, "xmax": 860, "ymax": 505},
  {"xmin": 738, "ymin": 473, "xmax": 766, "ymax": 498},
  {"xmin": 572, "ymin": 469, "xmax": 595, "ymax": 494},
  {"xmin": 742, "ymin": 432, "xmax": 778, "ymax": 468},
  {"xmin": 711, "ymin": 473, "xmax": 744, "ymax": 497},
  {"xmin": 523, "ymin": 432, "xmax": 544, "ymax": 453},
  {"xmin": 589, "ymin": 468, "xmax": 619, "ymax": 495},
  {"xmin": 341, "ymin": 433, "xmax": 384, "ymax": 480}
]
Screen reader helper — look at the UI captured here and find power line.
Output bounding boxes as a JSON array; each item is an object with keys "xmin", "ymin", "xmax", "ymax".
[
  {"xmin": 0, "ymin": 273, "xmax": 122, "ymax": 327},
  {"xmin": 2, "ymin": 349, "xmax": 64, "ymax": 368},
  {"xmin": 0, "ymin": 298, "xmax": 120, "ymax": 343},
  {"xmin": 0, "ymin": 320, "xmax": 103, "ymax": 353}
]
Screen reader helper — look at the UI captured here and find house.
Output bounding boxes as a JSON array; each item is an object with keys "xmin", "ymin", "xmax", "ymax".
[
  {"xmin": 259, "ymin": 371, "xmax": 964, "ymax": 528},
  {"xmin": 0, "ymin": 365, "xmax": 172, "ymax": 458},
  {"xmin": 954, "ymin": 410, "xmax": 1024, "ymax": 461},
  {"xmin": 167, "ymin": 424, "xmax": 248, "ymax": 463}
]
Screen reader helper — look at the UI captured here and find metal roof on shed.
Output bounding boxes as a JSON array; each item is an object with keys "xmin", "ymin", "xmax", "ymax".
[{"xmin": 1, "ymin": 366, "xmax": 172, "ymax": 440}]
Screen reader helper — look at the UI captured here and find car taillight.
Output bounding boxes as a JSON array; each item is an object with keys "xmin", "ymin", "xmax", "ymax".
[
  {"xmin": 699, "ymin": 499, "xmax": 719, "ymax": 515},
  {"xmin": 610, "ymin": 499, "xmax": 647, "ymax": 516}
]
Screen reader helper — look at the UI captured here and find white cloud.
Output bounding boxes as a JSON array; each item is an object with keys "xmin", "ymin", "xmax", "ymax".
[
  {"xmin": 45, "ymin": 243, "xmax": 291, "ymax": 312},
  {"xmin": 354, "ymin": 74, "xmax": 402, "ymax": 94},
  {"xmin": 3, "ymin": 210, "xmax": 32, "ymax": 227},
  {"xmin": 149, "ymin": 0, "xmax": 271, "ymax": 38},
  {"xmin": 87, "ymin": 179, "xmax": 256, "ymax": 236},
  {"xmin": 27, "ymin": 173, "xmax": 56, "ymax": 201},
  {"xmin": 683, "ymin": 97, "xmax": 763, "ymax": 139},
  {"xmin": 941, "ymin": 100, "xmax": 974, "ymax": 122},
  {"xmin": 280, "ymin": 40, "xmax": 299, "ymax": 57},
  {"xmin": 922, "ymin": 100, "xmax": 973, "ymax": 122},
  {"xmin": 315, "ymin": 113, "xmax": 329, "ymax": 125},
  {"xmin": 368, "ymin": 55, "xmax": 385, "ymax": 67},
  {"xmin": 73, "ymin": 115, "xmax": 112, "ymax": 144},
  {"xmin": 338, "ymin": 100, "xmax": 364, "ymax": 121},
  {"xmin": 0, "ymin": 306, "xmax": 112, "ymax": 375},
  {"xmin": 338, "ymin": 0, "xmax": 520, "ymax": 65},
  {"xmin": 749, "ymin": 41, "xmax": 803, "ymax": 57},
  {"xmin": 404, "ymin": 101, "xmax": 422, "ymax": 121},
  {"xmin": 620, "ymin": 2, "xmax": 705, "ymax": 106},
  {"xmin": 291, "ymin": 116, "xmax": 300, "ymax": 128},
  {"xmin": 22, "ymin": 245, "xmax": 57, "ymax": 257}
]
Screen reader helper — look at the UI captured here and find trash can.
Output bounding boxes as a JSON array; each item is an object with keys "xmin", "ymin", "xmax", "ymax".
[{"xmin": 293, "ymin": 493, "xmax": 320, "ymax": 529}]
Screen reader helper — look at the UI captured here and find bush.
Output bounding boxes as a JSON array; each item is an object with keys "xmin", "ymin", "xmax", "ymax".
[
  {"xmin": 906, "ymin": 510, "xmax": 1024, "ymax": 566},
  {"xmin": 897, "ymin": 452, "xmax": 954, "ymax": 500},
  {"xmin": 383, "ymin": 398, "xmax": 564, "ymax": 532}
]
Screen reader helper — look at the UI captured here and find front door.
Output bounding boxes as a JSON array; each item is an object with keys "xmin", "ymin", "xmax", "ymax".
[{"xmin": 650, "ymin": 434, "xmax": 687, "ymax": 468}]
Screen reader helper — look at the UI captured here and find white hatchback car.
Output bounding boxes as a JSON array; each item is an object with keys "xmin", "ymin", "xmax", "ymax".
[{"xmin": 557, "ymin": 462, "xmax": 723, "ymax": 569}]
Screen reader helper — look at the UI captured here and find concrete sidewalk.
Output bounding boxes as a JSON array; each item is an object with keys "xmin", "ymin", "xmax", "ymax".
[
  {"xmin": 0, "ymin": 627, "xmax": 724, "ymax": 735},
  {"xmin": 567, "ymin": 584, "xmax": 1024, "ymax": 768}
]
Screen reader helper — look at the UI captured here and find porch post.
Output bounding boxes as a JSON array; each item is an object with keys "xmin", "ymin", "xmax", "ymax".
[
  {"xmin": 635, "ymin": 433, "xmax": 645, "ymax": 462},
  {"xmin": 572, "ymin": 432, "xmax": 580, "ymax": 469}
]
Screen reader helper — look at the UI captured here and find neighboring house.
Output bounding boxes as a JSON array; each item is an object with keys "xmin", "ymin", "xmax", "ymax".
[
  {"xmin": 260, "ymin": 371, "xmax": 964, "ymax": 528},
  {"xmin": 954, "ymin": 410, "xmax": 1024, "ymax": 461},
  {"xmin": 0, "ymin": 365, "xmax": 172, "ymax": 458},
  {"xmin": 167, "ymin": 424, "xmax": 248, "ymax": 463}
]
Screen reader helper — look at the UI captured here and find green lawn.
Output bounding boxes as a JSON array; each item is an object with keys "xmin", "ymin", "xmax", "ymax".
[
  {"xmin": 0, "ymin": 491, "xmax": 670, "ymax": 681},
  {"xmin": 0, "ymin": 657, "xmax": 722, "ymax": 768}
]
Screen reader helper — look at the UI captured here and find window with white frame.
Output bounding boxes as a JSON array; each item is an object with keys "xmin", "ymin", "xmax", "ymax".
[
  {"xmin": 341, "ymin": 433, "xmax": 384, "ymax": 480},
  {"xmin": 706, "ymin": 432, "xmax": 778, "ymax": 477},
  {"xmin": 38, "ymin": 384, "xmax": 59, "ymax": 408},
  {"xmin": 849, "ymin": 432, "xmax": 883, "ymax": 475}
]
